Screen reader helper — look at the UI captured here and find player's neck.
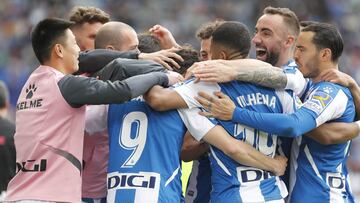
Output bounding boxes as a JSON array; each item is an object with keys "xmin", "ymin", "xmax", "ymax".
[
  {"xmin": 277, "ymin": 52, "xmax": 293, "ymax": 68},
  {"xmin": 43, "ymin": 60, "xmax": 68, "ymax": 75},
  {"xmin": 313, "ymin": 63, "xmax": 338, "ymax": 83}
]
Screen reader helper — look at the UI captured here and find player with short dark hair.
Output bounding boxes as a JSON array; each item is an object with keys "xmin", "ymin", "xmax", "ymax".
[
  {"xmin": 195, "ymin": 20, "xmax": 224, "ymax": 61},
  {"xmin": 210, "ymin": 21, "xmax": 251, "ymax": 60},
  {"xmin": 137, "ymin": 33, "xmax": 162, "ymax": 53}
]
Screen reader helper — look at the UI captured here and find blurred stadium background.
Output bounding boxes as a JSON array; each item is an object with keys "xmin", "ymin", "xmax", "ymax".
[{"xmin": 0, "ymin": 0, "xmax": 359, "ymax": 200}]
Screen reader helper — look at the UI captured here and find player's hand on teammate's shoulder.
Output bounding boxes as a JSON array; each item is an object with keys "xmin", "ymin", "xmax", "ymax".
[
  {"xmin": 138, "ymin": 48, "xmax": 183, "ymax": 70},
  {"xmin": 273, "ymin": 155, "xmax": 288, "ymax": 176},
  {"xmin": 185, "ymin": 60, "xmax": 236, "ymax": 83},
  {"xmin": 320, "ymin": 69, "xmax": 357, "ymax": 88},
  {"xmin": 196, "ymin": 91, "xmax": 236, "ymax": 120}
]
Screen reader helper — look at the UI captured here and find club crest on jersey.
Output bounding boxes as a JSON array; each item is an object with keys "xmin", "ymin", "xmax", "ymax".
[
  {"xmin": 303, "ymin": 91, "xmax": 333, "ymax": 115},
  {"xmin": 322, "ymin": 86, "xmax": 333, "ymax": 94}
]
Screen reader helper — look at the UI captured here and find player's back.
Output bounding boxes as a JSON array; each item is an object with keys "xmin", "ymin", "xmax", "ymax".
[
  {"xmin": 210, "ymin": 81, "xmax": 295, "ymax": 202},
  {"xmin": 107, "ymin": 99, "xmax": 186, "ymax": 203},
  {"xmin": 6, "ymin": 66, "xmax": 86, "ymax": 203}
]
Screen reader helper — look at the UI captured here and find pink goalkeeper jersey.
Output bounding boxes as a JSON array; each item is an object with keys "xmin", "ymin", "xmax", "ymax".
[{"xmin": 6, "ymin": 66, "xmax": 86, "ymax": 203}]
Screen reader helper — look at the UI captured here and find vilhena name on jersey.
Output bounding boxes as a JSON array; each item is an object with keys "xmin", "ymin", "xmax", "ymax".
[{"xmin": 236, "ymin": 93, "xmax": 276, "ymax": 108}]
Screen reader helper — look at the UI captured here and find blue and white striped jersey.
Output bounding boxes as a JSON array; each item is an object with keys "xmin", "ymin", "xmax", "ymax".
[
  {"xmin": 231, "ymin": 81, "xmax": 356, "ymax": 203},
  {"xmin": 289, "ymin": 82, "xmax": 356, "ymax": 203},
  {"xmin": 281, "ymin": 59, "xmax": 310, "ymax": 188},
  {"xmin": 175, "ymin": 80, "xmax": 297, "ymax": 202},
  {"xmin": 107, "ymin": 99, "xmax": 214, "ymax": 203},
  {"xmin": 183, "ymin": 60, "xmax": 308, "ymax": 202},
  {"xmin": 185, "ymin": 156, "xmax": 212, "ymax": 203}
]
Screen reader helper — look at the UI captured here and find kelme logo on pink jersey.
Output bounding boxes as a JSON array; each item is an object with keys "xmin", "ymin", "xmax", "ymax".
[
  {"xmin": 25, "ymin": 83, "xmax": 37, "ymax": 99},
  {"xmin": 16, "ymin": 83, "xmax": 43, "ymax": 111}
]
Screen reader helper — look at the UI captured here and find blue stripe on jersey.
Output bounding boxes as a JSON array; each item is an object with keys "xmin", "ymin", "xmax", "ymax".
[
  {"xmin": 260, "ymin": 177, "xmax": 282, "ymax": 202},
  {"xmin": 107, "ymin": 101, "xmax": 186, "ymax": 203},
  {"xmin": 207, "ymin": 81, "xmax": 292, "ymax": 202}
]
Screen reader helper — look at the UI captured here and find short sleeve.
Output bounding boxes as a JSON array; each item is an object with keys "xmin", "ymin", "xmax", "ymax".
[
  {"xmin": 283, "ymin": 65, "xmax": 308, "ymax": 97},
  {"xmin": 302, "ymin": 84, "xmax": 348, "ymax": 126},
  {"xmin": 177, "ymin": 108, "xmax": 216, "ymax": 141},
  {"xmin": 175, "ymin": 80, "xmax": 220, "ymax": 108}
]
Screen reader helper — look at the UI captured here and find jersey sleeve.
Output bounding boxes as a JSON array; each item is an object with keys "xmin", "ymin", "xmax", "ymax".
[
  {"xmin": 302, "ymin": 84, "xmax": 349, "ymax": 127},
  {"xmin": 177, "ymin": 108, "xmax": 216, "ymax": 141},
  {"xmin": 78, "ymin": 49, "xmax": 139, "ymax": 74},
  {"xmin": 283, "ymin": 65, "xmax": 308, "ymax": 98},
  {"xmin": 174, "ymin": 80, "xmax": 221, "ymax": 108},
  {"xmin": 232, "ymin": 105, "xmax": 316, "ymax": 137},
  {"xmin": 93, "ymin": 59, "xmax": 166, "ymax": 82},
  {"xmin": 231, "ymin": 83, "xmax": 349, "ymax": 137},
  {"xmin": 58, "ymin": 72, "xmax": 168, "ymax": 108},
  {"xmin": 84, "ymin": 105, "xmax": 109, "ymax": 135}
]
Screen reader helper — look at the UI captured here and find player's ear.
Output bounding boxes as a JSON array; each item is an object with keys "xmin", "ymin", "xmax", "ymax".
[
  {"xmin": 220, "ymin": 51, "xmax": 227, "ymax": 60},
  {"xmin": 285, "ymin": 35, "xmax": 295, "ymax": 48},
  {"xmin": 54, "ymin": 44, "xmax": 64, "ymax": 58},
  {"xmin": 106, "ymin": 45, "xmax": 115, "ymax": 50},
  {"xmin": 319, "ymin": 48, "xmax": 332, "ymax": 62}
]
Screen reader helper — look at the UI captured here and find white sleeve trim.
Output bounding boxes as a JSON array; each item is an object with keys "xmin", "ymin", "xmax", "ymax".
[
  {"xmin": 285, "ymin": 70, "xmax": 307, "ymax": 97},
  {"xmin": 175, "ymin": 81, "xmax": 220, "ymax": 108},
  {"xmin": 177, "ymin": 108, "xmax": 215, "ymax": 141}
]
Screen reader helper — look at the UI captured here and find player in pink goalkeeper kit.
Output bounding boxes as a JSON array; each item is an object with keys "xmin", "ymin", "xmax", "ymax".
[{"xmin": 5, "ymin": 18, "xmax": 172, "ymax": 203}]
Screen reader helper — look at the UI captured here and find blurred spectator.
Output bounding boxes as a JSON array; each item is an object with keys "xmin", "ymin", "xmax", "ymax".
[{"xmin": 0, "ymin": 80, "xmax": 15, "ymax": 201}]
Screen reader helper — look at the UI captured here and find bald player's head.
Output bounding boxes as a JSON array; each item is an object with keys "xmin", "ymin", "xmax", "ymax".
[{"xmin": 94, "ymin": 21, "xmax": 139, "ymax": 52}]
